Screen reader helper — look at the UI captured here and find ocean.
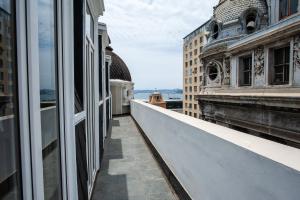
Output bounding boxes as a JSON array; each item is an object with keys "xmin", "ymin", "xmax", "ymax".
[{"xmin": 134, "ymin": 90, "xmax": 182, "ymax": 101}]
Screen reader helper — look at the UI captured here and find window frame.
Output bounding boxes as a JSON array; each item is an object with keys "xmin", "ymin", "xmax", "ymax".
[
  {"xmin": 279, "ymin": 0, "xmax": 299, "ymax": 20},
  {"xmin": 238, "ymin": 54, "xmax": 253, "ymax": 87},
  {"xmin": 271, "ymin": 45, "xmax": 291, "ymax": 85}
]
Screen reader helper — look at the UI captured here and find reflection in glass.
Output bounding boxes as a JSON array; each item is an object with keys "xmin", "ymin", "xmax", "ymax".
[
  {"xmin": 86, "ymin": 5, "xmax": 94, "ymax": 41},
  {"xmin": 75, "ymin": 120, "xmax": 88, "ymax": 200},
  {"xmin": 0, "ymin": 0, "xmax": 22, "ymax": 199},
  {"xmin": 74, "ymin": 0, "xmax": 84, "ymax": 113},
  {"xmin": 38, "ymin": 0, "xmax": 62, "ymax": 199}
]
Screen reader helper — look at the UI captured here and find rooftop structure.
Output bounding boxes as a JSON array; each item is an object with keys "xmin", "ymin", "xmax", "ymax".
[{"xmin": 148, "ymin": 92, "xmax": 167, "ymax": 108}]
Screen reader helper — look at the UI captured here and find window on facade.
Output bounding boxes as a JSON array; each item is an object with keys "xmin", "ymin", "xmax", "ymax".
[
  {"xmin": 194, "ymin": 49, "xmax": 197, "ymax": 55},
  {"xmin": 189, "ymin": 104, "xmax": 192, "ymax": 109},
  {"xmin": 239, "ymin": 56, "xmax": 252, "ymax": 86},
  {"xmin": 185, "ymin": 87, "xmax": 187, "ymax": 92},
  {"xmin": 185, "ymin": 111, "xmax": 188, "ymax": 115},
  {"xmin": 194, "ymin": 59, "xmax": 197, "ymax": 65},
  {"xmin": 200, "ymin": 36, "xmax": 203, "ymax": 43},
  {"xmin": 189, "ymin": 95, "xmax": 192, "ymax": 100},
  {"xmin": 194, "ymin": 40, "xmax": 197, "ymax": 46},
  {"xmin": 185, "ymin": 95, "xmax": 188, "ymax": 100},
  {"xmin": 189, "ymin": 60, "xmax": 192, "ymax": 66},
  {"xmin": 194, "ymin": 86, "xmax": 197, "ymax": 92},
  {"xmin": 0, "ymin": 72, "xmax": 3, "ymax": 81},
  {"xmin": 194, "ymin": 104, "xmax": 197, "ymax": 109},
  {"xmin": 189, "ymin": 86, "xmax": 192, "ymax": 92},
  {"xmin": 189, "ymin": 42, "xmax": 192, "ymax": 49},
  {"xmin": 272, "ymin": 46, "xmax": 290, "ymax": 85},
  {"xmin": 200, "ymin": 46, "xmax": 203, "ymax": 53},
  {"xmin": 38, "ymin": 0, "xmax": 62, "ymax": 198},
  {"xmin": 279, "ymin": 0, "xmax": 298, "ymax": 20},
  {"xmin": 189, "ymin": 77, "xmax": 192, "ymax": 83},
  {"xmin": 194, "ymin": 77, "xmax": 197, "ymax": 82},
  {"xmin": 208, "ymin": 65, "xmax": 218, "ymax": 81},
  {"xmin": 185, "ymin": 54, "xmax": 188, "ymax": 59},
  {"xmin": 211, "ymin": 23, "xmax": 219, "ymax": 39},
  {"xmin": 185, "ymin": 62, "xmax": 188, "ymax": 67},
  {"xmin": 194, "ymin": 113, "xmax": 197, "ymax": 118},
  {"xmin": 0, "ymin": 83, "xmax": 4, "ymax": 93},
  {"xmin": 189, "ymin": 52, "xmax": 192, "ymax": 58},
  {"xmin": 189, "ymin": 112, "xmax": 192, "ymax": 116}
]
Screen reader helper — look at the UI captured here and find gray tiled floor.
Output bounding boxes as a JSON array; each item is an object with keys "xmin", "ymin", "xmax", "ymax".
[{"xmin": 92, "ymin": 116, "xmax": 178, "ymax": 200}]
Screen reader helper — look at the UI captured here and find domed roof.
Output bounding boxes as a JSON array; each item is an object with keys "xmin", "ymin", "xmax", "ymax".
[
  {"xmin": 214, "ymin": 0, "xmax": 268, "ymax": 24},
  {"xmin": 106, "ymin": 46, "xmax": 132, "ymax": 82}
]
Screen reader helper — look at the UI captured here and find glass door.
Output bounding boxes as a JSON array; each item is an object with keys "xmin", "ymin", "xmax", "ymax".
[
  {"xmin": 37, "ymin": 0, "xmax": 62, "ymax": 199},
  {"xmin": 0, "ymin": 0, "xmax": 22, "ymax": 199}
]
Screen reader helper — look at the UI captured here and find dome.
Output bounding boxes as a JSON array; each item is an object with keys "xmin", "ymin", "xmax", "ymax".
[
  {"xmin": 214, "ymin": 0, "xmax": 268, "ymax": 24},
  {"xmin": 106, "ymin": 46, "xmax": 132, "ymax": 82}
]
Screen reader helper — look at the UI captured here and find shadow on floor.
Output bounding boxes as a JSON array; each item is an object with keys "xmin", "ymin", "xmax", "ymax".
[{"xmin": 92, "ymin": 119, "xmax": 129, "ymax": 200}]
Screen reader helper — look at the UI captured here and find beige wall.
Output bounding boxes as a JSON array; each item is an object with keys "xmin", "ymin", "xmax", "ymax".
[{"xmin": 183, "ymin": 31, "xmax": 206, "ymax": 118}]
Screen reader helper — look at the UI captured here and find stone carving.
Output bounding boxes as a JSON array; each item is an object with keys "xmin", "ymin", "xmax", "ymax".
[
  {"xmin": 294, "ymin": 36, "xmax": 300, "ymax": 70},
  {"xmin": 223, "ymin": 57, "xmax": 231, "ymax": 85},
  {"xmin": 254, "ymin": 47, "xmax": 264, "ymax": 76}
]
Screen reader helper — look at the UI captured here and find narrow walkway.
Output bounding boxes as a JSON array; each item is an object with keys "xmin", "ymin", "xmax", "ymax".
[{"xmin": 92, "ymin": 116, "xmax": 177, "ymax": 200}]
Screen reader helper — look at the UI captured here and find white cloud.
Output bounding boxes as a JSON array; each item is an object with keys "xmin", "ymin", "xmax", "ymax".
[{"xmin": 101, "ymin": 0, "xmax": 219, "ymax": 89}]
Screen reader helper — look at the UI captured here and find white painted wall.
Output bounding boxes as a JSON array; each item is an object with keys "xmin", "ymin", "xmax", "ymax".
[{"xmin": 131, "ymin": 100, "xmax": 300, "ymax": 200}]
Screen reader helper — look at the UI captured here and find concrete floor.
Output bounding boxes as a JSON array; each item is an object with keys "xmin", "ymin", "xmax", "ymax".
[{"xmin": 92, "ymin": 116, "xmax": 177, "ymax": 200}]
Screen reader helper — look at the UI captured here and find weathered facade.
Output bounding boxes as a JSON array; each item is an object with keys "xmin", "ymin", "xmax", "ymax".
[{"xmin": 197, "ymin": 0, "xmax": 300, "ymax": 147}]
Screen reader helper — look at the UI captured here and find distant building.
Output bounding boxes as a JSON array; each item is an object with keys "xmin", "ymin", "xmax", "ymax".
[
  {"xmin": 197, "ymin": 0, "xmax": 300, "ymax": 147},
  {"xmin": 182, "ymin": 21, "xmax": 209, "ymax": 118},
  {"xmin": 107, "ymin": 46, "xmax": 134, "ymax": 115},
  {"xmin": 149, "ymin": 92, "xmax": 167, "ymax": 108}
]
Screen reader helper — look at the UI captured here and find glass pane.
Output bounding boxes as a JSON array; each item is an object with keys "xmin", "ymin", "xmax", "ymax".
[
  {"xmin": 74, "ymin": 0, "xmax": 84, "ymax": 113},
  {"xmin": 75, "ymin": 120, "xmax": 88, "ymax": 200},
  {"xmin": 290, "ymin": 0, "xmax": 298, "ymax": 15},
  {"xmin": 38, "ymin": 0, "xmax": 62, "ymax": 199},
  {"xmin": 0, "ymin": 0, "xmax": 22, "ymax": 199},
  {"xmin": 86, "ymin": 5, "xmax": 94, "ymax": 41},
  {"xmin": 279, "ymin": 0, "xmax": 288, "ymax": 18},
  {"xmin": 99, "ymin": 35, "xmax": 103, "ymax": 100},
  {"xmin": 105, "ymin": 61, "xmax": 109, "ymax": 97}
]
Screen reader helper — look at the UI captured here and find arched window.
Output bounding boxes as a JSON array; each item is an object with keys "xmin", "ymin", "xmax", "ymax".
[
  {"xmin": 208, "ymin": 65, "xmax": 219, "ymax": 81},
  {"xmin": 211, "ymin": 23, "xmax": 219, "ymax": 39},
  {"xmin": 210, "ymin": 21, "xmax": 220, "ymax": 40}
]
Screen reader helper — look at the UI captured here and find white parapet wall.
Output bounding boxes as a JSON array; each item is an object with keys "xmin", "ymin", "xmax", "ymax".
[{"xmin": 131, "ymin": 100, "xmax": 300, "ymax": 200}]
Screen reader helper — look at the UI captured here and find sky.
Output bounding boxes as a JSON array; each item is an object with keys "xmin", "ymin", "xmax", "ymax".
[{"xmin": 102, "ymin": 0, "xmax": 219, "ymax": 90}]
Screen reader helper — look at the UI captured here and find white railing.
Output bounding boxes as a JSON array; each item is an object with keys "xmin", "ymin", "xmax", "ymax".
[{"xmin": 131, "ymin": 100, "xmax": 300, "ymax": 200}]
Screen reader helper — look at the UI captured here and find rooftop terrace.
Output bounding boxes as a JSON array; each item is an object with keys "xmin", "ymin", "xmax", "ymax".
[{"xmin": 92, "ymin": 116, "xmax": 178, "ymax": 200}]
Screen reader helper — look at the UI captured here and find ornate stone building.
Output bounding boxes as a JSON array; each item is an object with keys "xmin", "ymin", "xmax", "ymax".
[{"xmin": 197, "ymin": 0, "xmax": 300, "ymax": 147}]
